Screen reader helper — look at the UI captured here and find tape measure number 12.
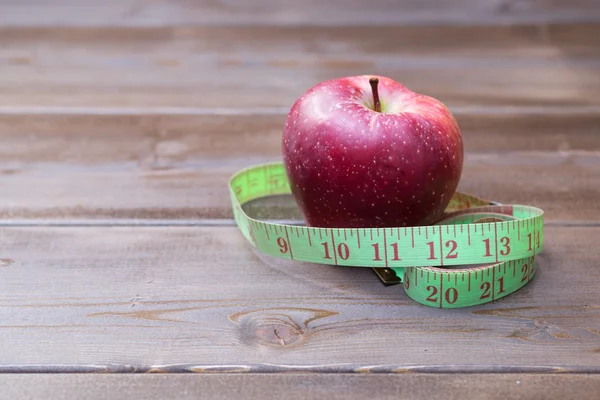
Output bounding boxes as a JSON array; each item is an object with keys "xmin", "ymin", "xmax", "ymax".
[{"xmin": 229, "ymin": 162, "xmax": 544, "ymax": 309}]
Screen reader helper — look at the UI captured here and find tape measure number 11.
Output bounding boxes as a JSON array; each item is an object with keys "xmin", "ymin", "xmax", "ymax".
[{"xmin": 229, "ymin": 162, "xmax": 544, "ymax": 309}]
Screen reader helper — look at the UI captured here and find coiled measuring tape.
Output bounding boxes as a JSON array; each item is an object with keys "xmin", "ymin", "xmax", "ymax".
[{"xmin": 229, "ymin": 161, "xmax": 544, "ymax": 309}]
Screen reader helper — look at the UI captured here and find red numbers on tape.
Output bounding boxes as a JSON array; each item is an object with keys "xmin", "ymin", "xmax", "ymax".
[
  {"xmin": 521, "ymin": 263, "xmax": 534, "ymax": 283},
  {"xmin": 271, "ymin": 223, "xmax": 538, "ymax": 280},
  {"xmin": 500, "ymin": 237, "xmax": 511, "ymax": 256},
  {"xmin": 528, "ymin": 232, "xmax": 541, "ymax": 252},
  {"xmin": 277, "ymin": 237, "xmax": 289, "ymax": 254},
  {"xmin": 372, "ymin": 243, "xmax": 402, "ymax": 261},
  {"xmin": 322, "ymin": 242, "xmax": 350, "ymax": 260},
  {"xmin": 427, "ymin": 240, "xmax": 458, "ymax": 260},
  {"xmin": 425, "ymin": 285, "xmax": 459, "ymax": 305},
  {"xmin": 483, "ymin": 236, "xmax": 510, "ymax": 257}
]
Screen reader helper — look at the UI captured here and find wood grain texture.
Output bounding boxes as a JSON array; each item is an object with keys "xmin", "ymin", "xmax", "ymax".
[
  {"xmin": 1, "ymin": 24, "xmax": 599, "ymax": 108},
  {"xmin": 0, "ymin": 152, "xmax": 596, "ymax": 221},
  {"xmin": 2, "ymin": 0, "xmax": 600, "ymax": 27},
  {"xmin": 0, "ymin": 111, "xmax": 598, "ymax": 221},
  {"xmin": 1, "ymin": 0, "xmax": 599, "ymax": 384},
  {"xmin": 1, "ymin": 111, "xmax": 599, "ymax": 164},
  {"xmin": 0, "ymin": 225, "xmax": 598, "ymax": 370},
  {"xmin": 2, "ymin": 374, "xmax": 600, "ymax": 400}
]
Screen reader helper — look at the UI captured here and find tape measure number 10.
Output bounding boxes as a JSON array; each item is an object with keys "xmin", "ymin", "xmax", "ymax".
[{"xmin": 229, "ymin": 162, "xmax": 544, "ymax": 309}]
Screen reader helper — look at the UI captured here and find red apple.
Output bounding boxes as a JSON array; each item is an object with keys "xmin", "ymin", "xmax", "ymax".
[{"xmin": 282, "ymin": 75, "xmax": 463, "ymax": 228}]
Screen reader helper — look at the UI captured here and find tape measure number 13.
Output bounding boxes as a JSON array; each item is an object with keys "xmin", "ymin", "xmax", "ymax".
[{"xmin": 229, "ymin": 162, "xmax": 544, "ymax": 309}]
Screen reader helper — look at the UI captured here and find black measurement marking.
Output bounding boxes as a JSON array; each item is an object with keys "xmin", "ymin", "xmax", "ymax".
[
  {"xmin": 383, "ymin": 231, "xmax": 389, "ymax": 267},
  {"xmin": 439, "ymin": 226, "xmax": 444, "ymax": 266},
  {"xmin": 494, "ymin": 223, "xmax": 499, "ymax": 263},
  {"xmin": 284, "ymin": 226, "xmax": 294, "ymax": 260},
  {"xmin": 439, "ymin": 275, "xmax": 444, "ymax": 308},
  {"xmin": 330, "ymin": 229, "xmax": 338, "ymax": 265},
  {"xmin": 491, "ymin": 264, "xmax": 495, "ymax": 301}
]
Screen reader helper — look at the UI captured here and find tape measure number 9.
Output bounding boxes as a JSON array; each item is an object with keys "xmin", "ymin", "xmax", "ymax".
[{"xmin": 229, "ymin": 162, "xmax": 544, "ymax": 309}]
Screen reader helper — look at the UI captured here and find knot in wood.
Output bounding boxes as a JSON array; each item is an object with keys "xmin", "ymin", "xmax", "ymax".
[{"xmin": 229, "ymin": 307, "xmax": 338, "ymax": 348}]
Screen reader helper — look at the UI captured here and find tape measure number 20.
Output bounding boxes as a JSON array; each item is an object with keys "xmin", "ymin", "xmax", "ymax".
[{"xmin": 229, "ymin": 162, "xmax": 544, "ymax": 309}]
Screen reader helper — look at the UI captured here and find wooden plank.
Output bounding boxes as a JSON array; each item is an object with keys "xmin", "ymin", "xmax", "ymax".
[
  {"xmin": 2, "ymin": 374, "xmax": 600, "ymax": 400},
  {"xmin": 1, "ymin": 111, "xmax": 599, "ymax": 165},
  {"xmin": 0, "ymin": 24, "xmax": 599, "ymax": 108},
  {"xmin": 0, "ymin": 152, "xmax": 596, "ymax": 221},
  {"xmin": 3, "ymin": 23, "xmax": 598, "ymax": 57},
  {"xmin": 2, "ymin": 0, "xmax": 600, "ymax": 27},
  {"xmin": 0, "ymin": 111, "xmax": 597, "ymax": 221},
  {"xmin": 0, "ymin": 225, "xmax": 597, "ymax": 370}
]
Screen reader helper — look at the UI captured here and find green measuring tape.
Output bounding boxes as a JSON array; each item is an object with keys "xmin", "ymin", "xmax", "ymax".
[{"xmin": 229, "ymin": 161, "xmax": 544, "ymax": 309}]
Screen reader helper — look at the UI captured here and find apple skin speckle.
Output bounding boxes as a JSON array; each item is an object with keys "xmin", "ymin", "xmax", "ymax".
[{"xmin": 282, "ymin": 75, "xmax": 463, "ymax": 228}]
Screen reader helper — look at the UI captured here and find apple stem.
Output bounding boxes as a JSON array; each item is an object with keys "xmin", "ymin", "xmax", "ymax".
[{"xmin": 369, "ymin": 77, "xmax": 382, "ymax": 112}]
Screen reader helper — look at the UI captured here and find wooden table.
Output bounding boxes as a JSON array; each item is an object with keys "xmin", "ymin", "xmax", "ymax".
[{"xmin": 1, "ymin": 1, "xmax": 599, "ymax": 398}]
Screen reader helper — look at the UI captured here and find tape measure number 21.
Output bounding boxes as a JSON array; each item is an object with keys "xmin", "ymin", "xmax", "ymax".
[{"xmin": 229, "ymin": 162, "xmax": 544, "ymax": 309}]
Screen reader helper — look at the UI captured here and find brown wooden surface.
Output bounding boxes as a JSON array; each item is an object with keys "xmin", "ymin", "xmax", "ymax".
[
  {"xmin": 1, "ymin": 24, "xmax": 599, "ymax": 109},
  {"xmin": 0, "ymin": 113, "xmax": 598, "ymax": 221},
  {"xmin": 0, "ymin": 154, "xmax": 597, "ymax": 221},
  {"xmin": 0, "ymin": 225, "xmax": 598, "ymax": 369},
  {"xmin": 0, "ymin": 0, "xmax": 599, "ymax": 397},
  {"xmin": 2, "ymin": 374, "xmax": 600, "ymax": 400},
  {"xmin": 2, "ymin": 0, "xmax": 600, "ymax": 26},
  {"xmin": 2, "ymin": 111, "xmax": 599, "ymax": 162}
]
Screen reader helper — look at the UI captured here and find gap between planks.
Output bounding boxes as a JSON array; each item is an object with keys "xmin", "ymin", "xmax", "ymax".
[
  {"xmin": 1, "ymin": 0, "xmax": 600, "ymax": 27},
  {"xmin": 0, "ymin": 219, "xmax": 596, "ymax": 228},
  {"xmin": 0, "ymin": 105, "xmax": 600, "ymax": 116},
  {"xmin": 1, "ymin": 363, "xmax": 600, "ymax": 374}
]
